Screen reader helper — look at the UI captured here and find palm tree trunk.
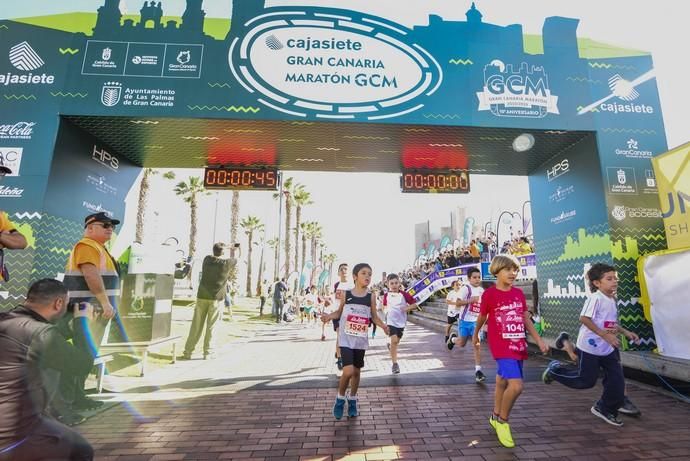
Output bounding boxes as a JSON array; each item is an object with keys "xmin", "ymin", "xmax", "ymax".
[
  {"xmin": 294, "ymin": 206, "xmax": 301, "ymax": 276},
  {"xmin": 301, "ymin": 234, "xmax": 307, "ymax": 275},
  {"xmin": 135, "ymin": 168, "xmax": 151, "ymax": 243},
  {"xmin": 189, "ymin": 194, "xmax": 198, "ymax": 262},
  {"xmin": 284, "ymin": 199, "xmax": 292, "ymax": 280},
  {"xmin": 230, "ymin": 191, "xmax": 240, "ymax": 244},
  {"xmin": 256, "ymin": 241, "xmax": 265, "ymax": 296},
  {"xmin": 246, "ymin": 230, "xmax": 254, "ymax": 296}
]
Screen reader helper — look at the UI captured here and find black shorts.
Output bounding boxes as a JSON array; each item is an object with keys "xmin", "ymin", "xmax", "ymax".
[
  {"xmin": 340, "ymin": 347, "xmax": 366, "ymax": 368},
  {"xmin": 447, "ymin": 315, "xmax": 459, "ymax": 325},
  {"xmin": 333, "ymin": 319, "xmax": 340, "ymax": 331},
  {"xmin": 388, "ymin": 325, "xmax": 404, "ymax": 338}
]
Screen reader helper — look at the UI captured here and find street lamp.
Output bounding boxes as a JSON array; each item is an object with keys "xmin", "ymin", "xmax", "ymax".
[
  {"xmin": 496, "ymin": 211, "xmax": 521, "ymax": 250},
  {"xmin": 521, "ymin": 200, "xmax": 532, "ymax": 236}
]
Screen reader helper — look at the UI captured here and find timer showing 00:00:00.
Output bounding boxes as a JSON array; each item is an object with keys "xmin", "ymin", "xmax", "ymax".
[
  {"xmin": 203, "ymin": 167, "xmax": 279, "ymax": 190},
  {"xmin": 401, "ymin": 171, "xmax": 470, "ymax": 193}
]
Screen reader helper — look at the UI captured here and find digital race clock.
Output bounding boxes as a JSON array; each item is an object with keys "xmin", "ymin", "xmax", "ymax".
[
  {"xmin": 203, "ymin": 167, "xmax": 279, "ymax": 191},
  {"xmin": 400, "ymin": 170, "xmax": 470, "ymax": 194}
]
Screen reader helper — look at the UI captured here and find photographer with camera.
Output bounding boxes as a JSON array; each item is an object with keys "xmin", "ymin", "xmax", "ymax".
[
  {"xmin": 181, "ymin": 242, "xmax": 240, "ymax": 360},
  {"xmin": 0, "ymin": 279, "xmax": 94, "ymax": 461},
  {"xmin": 57, "ymin": 212, "xmax": 122, "ymax": 418}
]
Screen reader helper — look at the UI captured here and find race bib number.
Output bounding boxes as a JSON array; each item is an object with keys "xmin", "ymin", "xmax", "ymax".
[
  {"xmin": 501, "ymin": 313, "xmax": 525, "ymax": 339},
  {"xmin": 469, "ymin": 301, "xmax": 481, "ymax": 314},
  {"xmin": 344, "ymin": 314, "xmax": 369, "ymax": 337}
]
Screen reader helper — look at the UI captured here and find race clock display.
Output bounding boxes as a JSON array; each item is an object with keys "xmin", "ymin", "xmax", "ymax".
[
  {"xmin": 400, "ymin": 170, "xmax": 470, "ymax": 193},
  {"xmin": 203, "ymin": 167, "xmax": 279, "ymax": 191}
]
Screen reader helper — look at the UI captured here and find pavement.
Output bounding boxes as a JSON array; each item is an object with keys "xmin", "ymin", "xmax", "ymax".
[{"xmin": 79, "ymin": 318, "xmax": 690, "ymax": 460}]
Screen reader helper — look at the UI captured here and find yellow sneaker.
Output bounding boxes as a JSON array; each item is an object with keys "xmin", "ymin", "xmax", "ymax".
[
  {"xmin": 489, "ymin": 415, "xmax": 497, "ymax": 430},
  {"xmin": 495, "ymin": 421, "xmax": 515, "ymax": 448}
]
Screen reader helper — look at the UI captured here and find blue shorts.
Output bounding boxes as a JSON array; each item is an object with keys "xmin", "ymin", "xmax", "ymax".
[
  {"xmin": 458, "ymin": 320, "xmax": 476, "ymax": 338},
  {"xmin": 496, "ymin": 359, "xmax": 524, "ymax": 380}
]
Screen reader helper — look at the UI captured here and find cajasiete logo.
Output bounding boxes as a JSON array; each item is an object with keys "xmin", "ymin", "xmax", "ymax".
[
  {"xmin": 578, "ymin": 69, "xmax": 656, "ymax": 115},
  {"xmin": 230, "ymin": 9, "xmax": 442, "ymax": 119},
  {"xmin": 0, "ymin": 122, "xmax": 35, "ymax": 140},
  {"xmin": 477, "ymin": 60, "xmax": 559, "ymax": 118},
  {"xmin": 91, "ymin": 145, "xmax": 119, "ymax": 171},
  {"xmin": 1, "ymin": 42, "xmax": 55, "ymax": 86}
]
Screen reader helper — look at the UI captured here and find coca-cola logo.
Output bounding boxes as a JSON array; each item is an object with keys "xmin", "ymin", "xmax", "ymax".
[{"xmin": 0, "ymin": 122, "xmax": 35, "ymax": 140}]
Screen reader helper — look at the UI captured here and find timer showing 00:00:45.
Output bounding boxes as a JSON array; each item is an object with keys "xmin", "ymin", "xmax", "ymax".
[
  {"xmin": 203, "ymin": 167, "xmax": 279, "ymax": 190},
  {"xmin": 400, "ymin": 171, "xmax": 470, "ymax": 193}
]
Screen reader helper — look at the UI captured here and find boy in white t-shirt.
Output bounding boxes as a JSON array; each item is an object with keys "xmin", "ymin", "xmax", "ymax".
[
  {"xmin": 542, "ymin": 263, "xmax": 640, "ymax": 427},
  {"xmin": 446, "ymin": 267, "xmax": 485, "ymax": 383},
  {"xmin": 383, "ymin": 273, "xmax": 419, "ymax": 374},
  {"xmin": 445, "ymin": 280, "xmax": 462, "ymax": 343}
]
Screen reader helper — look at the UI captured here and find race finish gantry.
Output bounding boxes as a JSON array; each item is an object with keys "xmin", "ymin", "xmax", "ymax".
[{"xmin": 0, "ymin": 1, "xmax": 676, "ymax": 375}]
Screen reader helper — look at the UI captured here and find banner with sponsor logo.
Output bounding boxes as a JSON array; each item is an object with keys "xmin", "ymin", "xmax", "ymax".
[
  {"xmin": 407, "ymin": 255, "xmax": 537, "ymax": 304},
  {"xmin": 652, "ymin": 142, "xmax": 690, "ymax": 249}
]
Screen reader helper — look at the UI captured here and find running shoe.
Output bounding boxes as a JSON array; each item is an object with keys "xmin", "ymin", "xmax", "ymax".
[
  {"xmin": 618, "ymin": 396, "xmax": 642, "ymax": 416},
  {"xmin": 447, "ymin": 333, "xmax": 457, "ymax": 351},
  {"xmin": 495, "ymin": 420, "xmax": 515, "ymax": 448},
  {"xmin": 371, "ymin": 331, "xmax": 376, "ymax": 338},
  {"xmin": 333, "ymin": 397, "xmax": 346, "ymax": 420},
  {"xmin": 591, "ymin": 404, "xmax": 623, "ymax": 427},
  {"xmin": 347, "ymin": 398, "xmax": 358, "ymax": 418},
  {"xmin": 555, "ymin": 331, "xmax": 571, "ymax": 350},
  {"xmin": 475, "ymin": 369, "xmax": 486, "ymax": 383},
  {"xmin": 336, "ymin": 357, "xmax": 343, "ymax": 371},
  {"xmin": 541, "ymin": 360, "xmax": 560, "ymax": 384},
  {"xmin": 392, "ymin": 363, "xmax": 400, "ymax": 374},
  {"xmin": 489, "ymin": 414, "xmax": 497, "ymax": 430}
]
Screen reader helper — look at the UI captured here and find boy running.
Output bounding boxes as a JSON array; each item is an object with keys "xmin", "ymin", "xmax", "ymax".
[
  {"xmin": 321, "ymin": 263, "xmax": 388, "ymax": 419},
  {"xmin": 382, "ymin": 273, "xmax": 419, "ymax": 374},
  {"xmin": 445, "ymin": 280, "xmax": 461, "ymax": 343},
  {"xmin": 447, "ymin": 267, "xmax": 485, "ymax": 383},
  {"xmin": 542, "ymin": 263, "xmax": 640, "ymax": 426},
  {"xmin": 472, "ymin": 255, "xmax": 548, "ymax": 448}
]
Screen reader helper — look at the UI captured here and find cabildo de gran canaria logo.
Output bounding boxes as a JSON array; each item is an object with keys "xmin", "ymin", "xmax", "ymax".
[
  {"xmin": 477, "ymin": 60, "xmax": 559, "ymax": 118},
  {"xmin": 229, "ymin": 8, "xmax": 442, "ymax": 120}
]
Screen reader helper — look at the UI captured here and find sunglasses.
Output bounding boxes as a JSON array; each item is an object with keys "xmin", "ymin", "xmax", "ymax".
[{"xmin": 92, "ymin": 222, "xmax": 115, "ymax": 229}]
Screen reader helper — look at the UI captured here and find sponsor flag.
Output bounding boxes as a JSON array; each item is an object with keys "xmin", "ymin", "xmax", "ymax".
[{"xmin": 652, "ymin": 141, "xmax": 690, "ymax": 249}]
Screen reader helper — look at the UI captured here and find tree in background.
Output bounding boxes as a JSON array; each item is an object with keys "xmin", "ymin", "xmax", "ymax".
[
  {"xmin": 240, "ymin": 215, "xmax": 264, "ymax": 297},
  {"xmin": 167, "ymin": 173, "xmax": 208, "ymax": 266},
  {"xmin": 228, "ymin": 190, "xmax": 241, "ymax": 292},
  {"xmin": 134, "ymin": 168, "xmax": 158, "ymax": 243},
  {"xmin": 292, "ymin": 186, "xmax": 312, "ymax": 276}
]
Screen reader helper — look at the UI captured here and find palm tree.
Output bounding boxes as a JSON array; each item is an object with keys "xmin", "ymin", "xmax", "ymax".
[
  {"xmin": 240, "ymin": 216, "xmax": 264, "ymax": 296},
  {"xmin": 323, "ymin": 253, "xmax": 337, "ymax": 288},
  {"xmin": 171, "ymin": 176, "xmax": 207, "ymax": 262},
  {"xmin": 134, "ymin": 168, "xmax": 158, "ymax": 243},
  {"xmin": 228, "ymin": 190, "xmax": 241, "ymax": 290},
  {"xmin": 273, "ymin": 177, "xmax": 300, "ymax": 280},
  {"xmin": 266, "ymin": 238, "xmax": 280, "ymax": 281},
  {"xmin": 299, "ymin": 221, "xmax": 311, "ymax": 275},
  {"xmin": 309, "ymin": 222, "xmax": 323, "ymax": 266},
  {"xmin": 292, "ymin": 187, "xmax": 312, "ymax": 274},
  {"xmin": 255, "ymin": 230, "xmax": 266, "ymax": 296}
]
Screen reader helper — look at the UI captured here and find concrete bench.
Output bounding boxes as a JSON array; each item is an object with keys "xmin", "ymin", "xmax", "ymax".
[{"xmin": 94, "ymin": 353, "xmax": 115, "ymax": 393}]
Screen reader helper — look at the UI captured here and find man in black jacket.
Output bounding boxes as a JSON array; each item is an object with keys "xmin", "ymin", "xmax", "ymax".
[
  {"xmin": 181, "ymin": 243, "xmax": 239, "ymax": 360},
  {"xmin": 0, "ymin": 279, "xmax": 94, "ymax": 461}
]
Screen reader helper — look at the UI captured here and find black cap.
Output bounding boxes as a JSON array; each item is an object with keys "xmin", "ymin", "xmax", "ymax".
[{"xmin": 84, "ymin": 212, "xmax": 121, "ymax": 227}]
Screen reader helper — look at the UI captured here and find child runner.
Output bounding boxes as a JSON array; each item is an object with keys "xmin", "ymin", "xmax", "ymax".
[
  {"xmin": 554, "ymin": 331, "xmax": 641, "ymax": 416},
  {"xmin": 382, "ymin": 273, "xmax": 419, "ymax": 374},
  {"xmin": 321, "ymin": 263, "xmax": 388, "ymax": 420},
  {"xmin": 472, "ymin": 254, "xmax": 548, "ymax": 448},
  {"xmin": 303, "ymin": 285, "xmax": 318, "ymax": 326},
  {"xmin": 445, "ymin": 280, "xmax": 462, "ymax": 343},
  {"xmin": 447, "ymin": 267, "xmax": 486, "ymax": 383},
  {"xmin": 542, "ymin": 263, "xmax": 640, "ymax": 426},
  {"xmin": 330, "ymin": 263, "xmax": 353, "ymax": 370}
]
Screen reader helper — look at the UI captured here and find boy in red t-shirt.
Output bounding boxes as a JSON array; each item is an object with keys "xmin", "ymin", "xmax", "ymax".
[{"xmin": 472, "ymin": 254, "xmax": 548, "ymax": 448}]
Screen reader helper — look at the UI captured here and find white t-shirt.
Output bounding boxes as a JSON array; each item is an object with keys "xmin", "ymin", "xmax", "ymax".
[
  {"xmin": 383, "ymin": 291, "xmax": 416, "ymax": 328},
  {"xmin": 330, "ymin": 280, "xmax": 354, "ymax": 313},
  {"xmin": 576, "ymin": 290, "xmax": 619, "ymax": 356},
  {"xmin": 446, "ymin": 289, "xmax": 461, "ymax": 317},
  {"xmin": 458, "ymin": 284, "xmax": 484, "ymax": 322}
]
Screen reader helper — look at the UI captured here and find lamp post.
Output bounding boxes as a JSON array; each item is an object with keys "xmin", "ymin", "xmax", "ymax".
[
  {"xmin": 496, "ymin": 211, "xmax": 521, "ymax": 250},
  {"xmin": 521, "ymin": 200, "xmax": 531, "ymax": 236}
]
